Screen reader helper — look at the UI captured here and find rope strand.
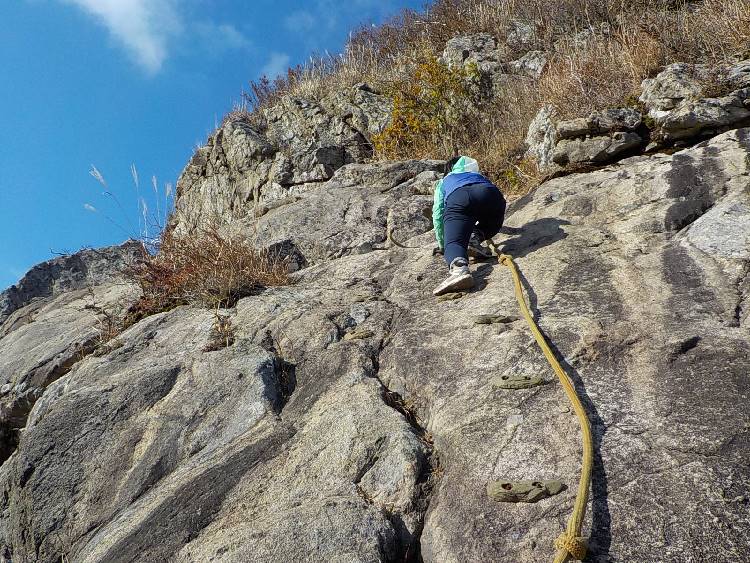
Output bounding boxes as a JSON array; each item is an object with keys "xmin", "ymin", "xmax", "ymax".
[{"xmin": 489, "ymin": 244, "xmax": 594, "ymax": 562}]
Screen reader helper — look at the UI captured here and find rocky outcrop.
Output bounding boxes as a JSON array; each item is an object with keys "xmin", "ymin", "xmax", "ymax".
[
  {"xmin": 0, "ymin": 242, "xmax": 142, "ymax": 325},
  {"xmin": 2, "ymin": 125, "xmax": 749, "ymax": 562},
  {"xmin": 640, "ymin": 61, "xmax": 750, "ymax": 142},
  {"xmin": 0, "ymin": 243, "xmax": 141, "ymax": 466},
  {"xmin": 552, "ymin": 108, "xmax": 644, "ymax": 166},
  {"xmin": 441, "ymin": 32, "xmax": 546, "ymax": 95},
  {"xmin": 173, "ymin": 84, "xmax": 392, "ymax": 234},
  {"xmin": 527, "ymin": 59, "xmax": 750, "ymax": 172}
]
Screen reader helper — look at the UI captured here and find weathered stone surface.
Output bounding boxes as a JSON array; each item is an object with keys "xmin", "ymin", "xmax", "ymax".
[
  {"xmin": 552, "ymin": 130, "xmax": 642, "ymax": 165},
  {"xmin": 655, "ymin": 88, "xmax": 750, "ymax": 140},
  {"xmin": 245, "ymin": 159, "xmax": 443, "ymax": 263},
  {"xmin": 529, "ymin": 107, "xmax": 644, "ymax": 170},
  {"xmin": 441, "ymin": 33, "xmax": 507, "ymax": 74},
  {"xmin": 0, "ymin": 246, "xmax": 141, "ymax": 465},
  {"xmin": 509, "ymin": 50, "xmax": 547, "ymax": 79},
  {"xmin": 590, "ymin": 108, "xmax": 642, "ymax": 134},
  {"xmin": 0, "ymin": 242, "xmax": 142, "ymax": 325},
  {"xmin": 2, "ymin": 126, "xmax": 750, "ymax": 563},
  {"xmin": 640, "ymin": 60, "xmax": 750, "ymax": 141},
  {"xmin": 640, "ymin": 62, "xmax": 706, "ymax": 111},
  {"xmin": 525, "ymin": 104, "xmax": 559, "ymax": 170},
  {"xmin": 173, "ymin": 83, "xmax": 393, "ymax": 234},
  {"xmin": 505, "ymin": 20, "xmax": 539, "ymax": 51}
]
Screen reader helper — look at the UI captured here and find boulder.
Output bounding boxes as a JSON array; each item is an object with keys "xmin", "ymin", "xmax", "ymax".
[
  {"xmin": 639, "ymin": 62, "xmax": 706, "ymax": 111},
  {"xmin": 441, "ymin": 33, "xmax": 507, "ymax": 74},
  {"xmin": 553, "ymin": 131, "xmax": 642, "ymax": 166},
  {"xmin": 654, "ymin": 88, "xmax": 750, "ymax": 141},
  {"xmin": 528, "ymin": 107, "xmax": 645, "ymax": 168},
  {"xmin": 525, "ymin": 104, "xmax": 559, "ymax": 171},
  {"xmin": 640, "ymin": 60, "xmax": 750, "ymax": 142},
  {"xmin": 509, "ymin": 50, "xmax": 547, "ymax": 79}
]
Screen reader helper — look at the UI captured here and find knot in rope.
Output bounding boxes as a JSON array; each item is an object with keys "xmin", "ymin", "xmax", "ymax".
[{"xmin": 554, "ymin": 532, "xmax": 587, "ymax": 561}]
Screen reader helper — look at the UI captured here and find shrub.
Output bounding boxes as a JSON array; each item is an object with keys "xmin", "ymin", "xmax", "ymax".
[
  {"xmin": 372, "ymin": 53, "xmax": 480, "ymax": 159},
  {"xmin": 125, "ymin": 228, "xmax": 290, "ymax": 325}
]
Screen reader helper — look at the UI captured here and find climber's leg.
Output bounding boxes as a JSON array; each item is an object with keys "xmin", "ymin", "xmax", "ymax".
[
  {"xmin": 471, "ymin": 184, "xmax": 507, "ymax": 241},
  {"xmin": 443, "ymin": 187, "xmax": 475, "ymax": 266}
]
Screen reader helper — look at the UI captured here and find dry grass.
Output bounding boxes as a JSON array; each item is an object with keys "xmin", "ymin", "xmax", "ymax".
[
  {"xmin": 125, "ymin": 228, "xmax": 290, "ymax": 325},
  {"xmin": 231, "ymin": 0, "xmax": 750, "ymax": 197}
]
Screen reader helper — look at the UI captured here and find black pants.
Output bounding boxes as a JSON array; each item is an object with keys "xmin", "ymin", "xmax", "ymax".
[{"xmin": 444, "ymin": 184, "xmax": 506, "ymax": 265}]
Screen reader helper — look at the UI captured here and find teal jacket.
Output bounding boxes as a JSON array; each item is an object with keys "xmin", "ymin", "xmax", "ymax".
[{"xmin": 432, "ymin": 156, "xmax": 493, "ymax": 249}]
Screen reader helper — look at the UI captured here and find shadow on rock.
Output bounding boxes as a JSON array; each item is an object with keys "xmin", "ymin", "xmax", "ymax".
[
  {"xmin": 497, "ymin": 218, "xmax": 571, "ymax": 259},
  {"xmin": 515, "ymin": 268, "xmax": 612, "ymax": 561},
  {"xmin": 471, "ymin": 261, "xmax": 496, "ymax": 292}
]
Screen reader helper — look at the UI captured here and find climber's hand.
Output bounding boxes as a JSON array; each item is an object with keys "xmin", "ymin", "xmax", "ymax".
[{"xmin": 432, "ymin": 246, "xmax": 444, "ymax": 256}]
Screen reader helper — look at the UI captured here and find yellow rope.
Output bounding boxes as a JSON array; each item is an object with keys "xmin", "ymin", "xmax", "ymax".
[
  {"xmin": 386, "ymin": 209, "xmax": 423, "ymax": 249},
  {"xmin": 488, "ymin": 243, "xmax": 594, "ymax": 562}
]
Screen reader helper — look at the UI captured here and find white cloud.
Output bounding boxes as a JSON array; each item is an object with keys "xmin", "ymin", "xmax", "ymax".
[
  {"xmin": 62, "ymin": 0, "xmax": 182, "ymax": 74},
  {"xmin": 284, "ymin": 11, "xmax": 316, "ymax": 33},
  {"xmin": 261, "ymin": 52, "xmax": 291, "ymax": 79},
  {"xmin": 193, "ymin": 22, "xmax": 251, "ymax": 54}
]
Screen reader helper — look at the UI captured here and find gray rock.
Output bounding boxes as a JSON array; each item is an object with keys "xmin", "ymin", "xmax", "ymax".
[
  {"xmin": 640, "ymin": 62, "xmax": 706, "ymax": 111},
  {"xmin": 525, "ymin": 104, "xmax": 559, "ymax": 171},
  {"xmin": 591, "ymin": 108, "xmax": 642, "ymax": 133},
  {"xmin": 441, "ymin": 33, "xmax": 506, "ymax": 71},
  {"xmin": 556, "ymin": 117, "xmax": 591, "ymax": 140},
  {"xmin": 0, "ymin": 241, "xmax": 142, "ymax": 325},
  {"xmin": 2, "ymin": 124, "xmax": 750, "ymax": 563},
  {"xmin": 509, "ymin": 50, "xmax": 547, "ymax": 79},
  {"xmin": 655, "ymin": 88, "xmax": 750, "ymax": 140},
  {"xmin": 505, "ymin": 20, "xmax": 539, "ymax": 50},
  {"xmin": 640, "ymin": 60, "xmax": 750, "ymax": 141},
  {"xmin": 0, "ymin": 242, "xmax": 141, "ymax": 463},
  {"xmin": 684, "ymin": 198, "xmax": 750, "ymax": 259},
  {"xmin": 557, "ymin": 108, "xmax": 642, "ymax": 140},
  {"xmin": 322, "ymin": 83, "xmax": 393, "ymax": 136},
  {"xmin": 173, "ymin": 84, "xmax": 393, "ymax": 235},
  {"xmin": 552, "ymin": 131, "xmax": 642, "ymax": 165}
]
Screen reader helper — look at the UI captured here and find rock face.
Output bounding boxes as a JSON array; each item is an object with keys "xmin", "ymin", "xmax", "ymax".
[
  {"xmin": 527, "ymin": 59, "xmax": 750, "ymax": 172},
  {"xmin": 0, "ymin": 242, "xmax": 142, "ymax": 325},
  {"xmin": 553, "ymin": 108, "xmax": 645, "ymax": 166},
  {"xmin": 441, "ymin": 32, "xmax": 545, "ymax": 95},
  {"xmin": 173, "ymin": 83, "xmax": 392, "ymax": 234},
  {"xmin": 0, "ymin": 243, "xmax": 142, "ymax": 465},
  {"xmin": 640, "ymin": 61, "xmax": 750, "ymax": 141},
  {"xmin": 2, "ymin": 125, "xmax": 749, "ymax": 562}
]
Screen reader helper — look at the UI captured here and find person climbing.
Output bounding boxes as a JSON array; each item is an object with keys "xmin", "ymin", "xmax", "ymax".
[{"xmin": 432, "ymin": 156, "xmax": 506, "ymax": 296}]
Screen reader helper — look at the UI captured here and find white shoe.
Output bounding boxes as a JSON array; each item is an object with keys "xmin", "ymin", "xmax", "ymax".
[{"xmin": 433, "ymin": 258, "xmax": 475, "ymax": 296}]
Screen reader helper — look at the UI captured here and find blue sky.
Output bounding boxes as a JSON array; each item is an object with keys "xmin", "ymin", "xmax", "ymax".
[{"xmin": 0, "ymin": 0, "xmax": 424, "ymax": 289}]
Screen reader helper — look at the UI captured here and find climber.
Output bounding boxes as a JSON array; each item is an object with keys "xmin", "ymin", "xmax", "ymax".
[{"xmin": 432, "ymin": 156, "xmax": 506, "ymax": 296}]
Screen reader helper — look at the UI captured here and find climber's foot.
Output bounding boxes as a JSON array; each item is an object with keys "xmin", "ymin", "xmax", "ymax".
[{"xmin": 433, "ymin": 258, "xmax": 474, "ymax": 296}]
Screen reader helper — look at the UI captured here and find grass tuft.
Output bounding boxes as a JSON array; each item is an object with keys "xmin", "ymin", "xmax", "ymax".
[{"xmin": 124, "ymin": 227, "xmax": 290, "ymax": 326}]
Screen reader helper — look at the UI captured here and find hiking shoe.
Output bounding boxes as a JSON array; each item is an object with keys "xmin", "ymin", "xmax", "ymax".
[
  {"xmin": 468, "ymin": 231, "xmax": 493, "ymax": 259},
  {"xmin": 433, "ymin": 258, "xmax": 475, "ymax": 296}
]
